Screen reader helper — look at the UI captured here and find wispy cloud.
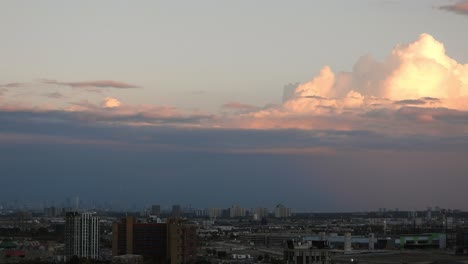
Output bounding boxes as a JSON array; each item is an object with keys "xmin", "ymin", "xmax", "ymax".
[
  {"xmin": 439, "ymin": 1, "xmax": 468, "ymax": 16},
  {"xmin": 394, "ymin": 99, "xmax": 427, "ymax": 105},
  {"xmin": 42, "ymin": 79, "xmax": 139, "ymax": 89},
  {"xmin": 222, "ymin": 101, "xmax": 257, "ymax": 111},
  {"xmin": 0, "ymin": 82, "xmax": 26, "ymax": 88},
  {"xmin": 44, "ymin": 92, "xmax": 65, "ymax": 99}
]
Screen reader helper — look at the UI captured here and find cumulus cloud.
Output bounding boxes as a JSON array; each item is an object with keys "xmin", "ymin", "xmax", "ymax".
[
  {"xmin": 285, "ymin": 34, "xmax": 467, "ymax": 110},
  {"xmin": 230, "ymin": 33, "xmax": 468, "ymax": 131},
  {"xmin": 440, "ymin": 1, "xmax": 468, "ymax": 16},
  {"xmin": 103, "ymin": 97, "xmax": 122, "ymax": 108},
  {"xmin": 42, "ymin": 79, "xmax": 139, "ymax": 89}
]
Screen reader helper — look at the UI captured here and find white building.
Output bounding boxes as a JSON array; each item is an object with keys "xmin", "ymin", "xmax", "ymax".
[
  {"xmin": 275, "ymin": 204, "xmax": 291, "ymax": 218},
  {"xmin": 230, "ymin": 205, "xmax": 246, "ymax": 218},
  {"xmin": 207, "ymin": 208, "xmax": 223, "ymax": 218},
  {"xmin": 255, "ymin": 207, "xmax": 269, "ymax": 218},
  {"xmin": 65, "ymin": 212, "xmax": 100, "ymax": 260}
]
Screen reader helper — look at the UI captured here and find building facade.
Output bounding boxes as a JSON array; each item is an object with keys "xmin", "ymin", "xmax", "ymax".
[
  {"xmin": 112, "ymin": 217, "xmax": 197, "ymax": 264},
  {"xmin": 65, "ymin": 212, "xmax": 100, "ymax": 260},
  {"xmin": 167, "ymin": 219, "xmax": 198, "ymax": 264},
  {"xmin": 284, "ymin": 241, "xmax": 332, "ymax": 264},
  {"xmin": 152, "ymin": 205, "xmax": 161, "ymax": 217},
  {"xmin": 113, "ymin": 216, "xmax": 167, "ymax": 262},
  {"xmin": 172, "ymin": 205, "xmax": 182, "ymax": 217},
  {"xmin": 275, "ymin": 204, "xmax": 291, "ymax": 218},
  {"xmin": 229, "ymin": 205, "xmax": 246, "ymax": 218}
]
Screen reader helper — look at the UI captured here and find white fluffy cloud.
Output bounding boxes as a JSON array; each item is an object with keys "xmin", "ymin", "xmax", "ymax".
[
  {"xmin": 282, "ymin": 34, "xmax": 468, "ymax": 114},
  {"xmin": 220, "ymin": 34, "xmax": 468, "ymax": 132}
]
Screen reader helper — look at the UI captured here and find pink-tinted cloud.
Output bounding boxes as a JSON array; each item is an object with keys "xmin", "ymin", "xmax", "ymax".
[
  {"xmin": 222, "ymin": 101, "xmax": 257, "ymax": 110},
  {"xmin": 42, "ymin": 79, "xmax": 139, "ymax": 89},
  {"xmin": 224, "ymin": 147, "xmax": 336, "ymax": 156},
  {"xmin": 440, "ymin": 1, "xmax": 468, "ymax": 16}
]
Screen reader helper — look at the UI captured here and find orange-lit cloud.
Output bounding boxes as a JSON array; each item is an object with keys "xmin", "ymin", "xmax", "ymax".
[
  {"xmin": 103, "ymin": 97, "xmax": 122, "ymax": 108},
  {"xmin": 229, "ymin": 34, "xmax": 468, "ymax": 131}
]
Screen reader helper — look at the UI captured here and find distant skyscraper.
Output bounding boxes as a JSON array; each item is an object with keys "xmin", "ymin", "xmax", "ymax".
[
  {"xmin": 65, "ymin": 212, "xmax": 100, "ymax": 260},
  {"xmin": 172, "ymin": 205, "xmax": 181, "ymax": 217},
  {"xmin": 151, "ymin": 205, "xmax": 161, "ymax": 216},
  {"xmin": 426, "ymin": 207, "xmax": 432, "ymax": 220},
  {"xmin": 72, "ymin": 196, "xmax": 80, "ymax": 210},
  {"xmin": 255, "ymin": 207, "xmax": 269, "ymax": 218},
  {"xmin": 207, "ymin": 208, "xmax": 222, "ymax": 218}
]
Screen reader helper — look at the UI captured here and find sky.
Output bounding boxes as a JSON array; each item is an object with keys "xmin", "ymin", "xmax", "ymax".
[{"xmin": 1, "ymin": 0, "xmax": 468, "ymax": 212}]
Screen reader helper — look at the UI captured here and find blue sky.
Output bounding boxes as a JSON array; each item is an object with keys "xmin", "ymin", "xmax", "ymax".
[{"xmin": 0, "ymin": 0, "xmax": 468, "ymax": 211}]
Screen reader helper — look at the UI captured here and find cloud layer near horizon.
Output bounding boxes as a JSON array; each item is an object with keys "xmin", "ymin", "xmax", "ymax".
[
  {"xmin": 1, "ymin": 33, "xmax": 468, "ymax": 210},
  {"xmin": 1, "ymin": 33, "xmax": 468, "ymax": 142}
]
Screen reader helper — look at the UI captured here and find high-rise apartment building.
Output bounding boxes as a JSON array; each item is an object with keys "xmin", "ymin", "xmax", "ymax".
[
  {"xmin": 172, "ymin": 205, "xmax": 182, "ymax": 217},
  {"xmin": 65, "ymin": 212, "xmax": 100, "ymax": 260},
  {"xmin": 112, "ymin": 217, "xmax": 197, "ymax": 264},
  {"xmin": 112, "ymin": 216, "xmax": 167, "ymax": 262},
  {"xmin": 167, "ymin": 218, "xmax": 198, "ymax": 264},
  {"xmin": 274, "ymin": 204, "xmax": 291, "ymax": 218},
  {"xmin": 255, "ymin": 207, "xmax": 269, "ymax": 218},
  {"xmin": 229, "ymin": 205, "xmax": 246, "ymax": 218},
  {"xmin": 151, "ymin": 205, "xmax": 161, "ymax": 216},
  {"xmin": 207, "ymin": 208, "xmax": 223, "ymax": 218}
]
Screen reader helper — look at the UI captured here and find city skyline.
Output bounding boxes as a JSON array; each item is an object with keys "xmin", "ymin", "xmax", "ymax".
[
  {"xmin": 1, "ymin": 1, "xmax": 468, "ymax": 211},
  {"xmin": 0, "ymin": 196, "xmax": 463, "ymax": 214}
]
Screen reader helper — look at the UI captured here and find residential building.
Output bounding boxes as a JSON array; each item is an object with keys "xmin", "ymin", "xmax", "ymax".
[
  {"xmin": 207, "ymin": 208, "xmax": 222, "ymax": 218},
  {"xmin": 255, "ymin": 207, "xmax": 269, "ymax": 218},
  {"xmin": 229, "ymin": 205, "xmax": 246, "ymax": 218},
  {"xmin": 275, "ymin": 204, "xmax": 291, "ymax": 218},
  {"xmin": 151, "ymin": 205, "xmax": 161, "ymax": 217},
  {"xmin": 172, "ymin": 205, "xmax": 182, "ymax": 218},
  {"xmin": 65, "ymin": 212, "xmax": 100, "ymax": 260},
  {"xmin": 112, "ymin": 217, "xmax": 197, "ymax": 264},
  {"xmin": 167, "ymin": 218, "xmax": 198, "ymax": 264}
]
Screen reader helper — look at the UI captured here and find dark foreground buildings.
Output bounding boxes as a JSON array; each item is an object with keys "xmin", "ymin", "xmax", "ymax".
[{"xmin": 112, "ymin": 217, "xmax": 197, "ymax": 264}]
